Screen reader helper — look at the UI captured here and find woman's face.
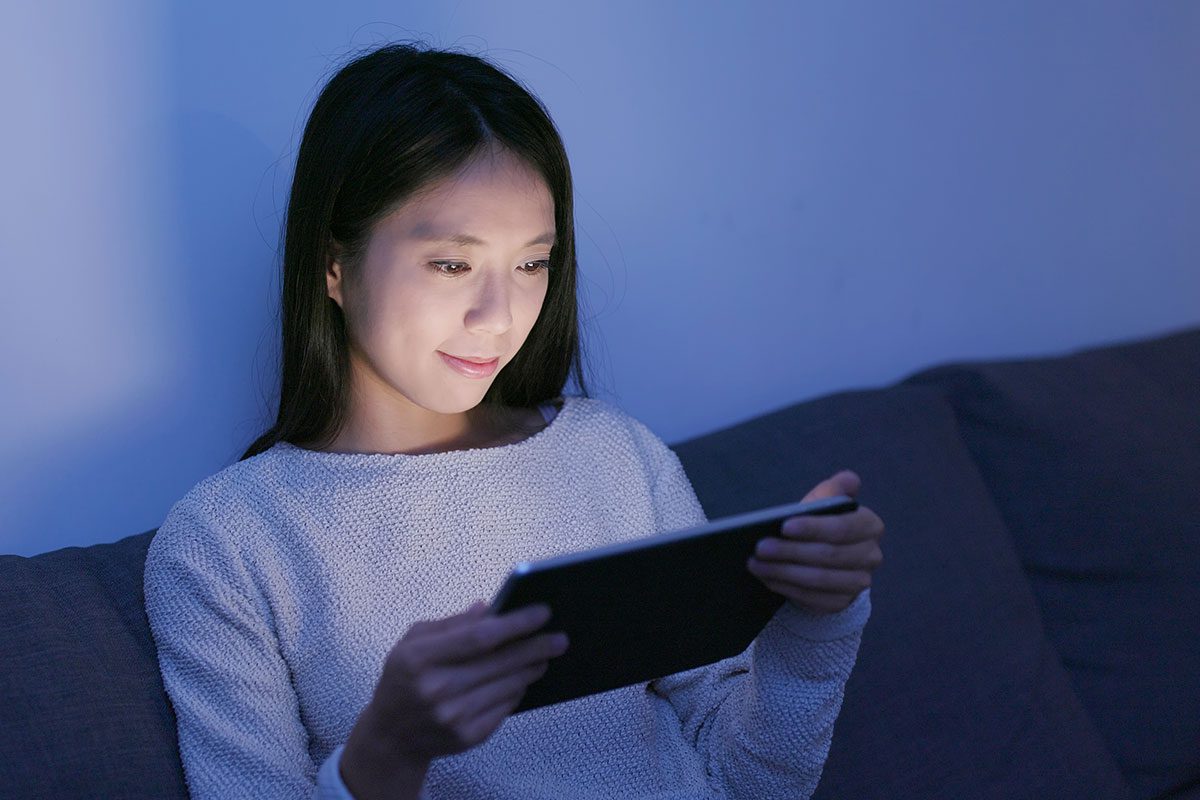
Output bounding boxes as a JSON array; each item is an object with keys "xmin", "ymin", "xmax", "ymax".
[{"xmin": 327, "ymin": 145, "xmax": 555, "ymax": 425}]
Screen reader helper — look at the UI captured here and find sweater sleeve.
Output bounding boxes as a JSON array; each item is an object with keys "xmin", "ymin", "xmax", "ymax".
[
  {"xmin": 144, "ymin": 495, "xmax": 356, "ymax": 800},
  {"xmin": 642, "ymin": 441, "xmax": 871, "ymax": 800}
]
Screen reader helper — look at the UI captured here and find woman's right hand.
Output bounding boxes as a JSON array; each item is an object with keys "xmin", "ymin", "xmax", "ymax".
[{"xmin": 339, "ymin": 601, "xmax": 568, "ymax": 799}]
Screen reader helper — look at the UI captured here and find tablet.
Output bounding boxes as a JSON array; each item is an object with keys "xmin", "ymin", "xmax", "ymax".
[{"xmin": 490, "ymin": 494, "xmax": 858, "ymax": 713}]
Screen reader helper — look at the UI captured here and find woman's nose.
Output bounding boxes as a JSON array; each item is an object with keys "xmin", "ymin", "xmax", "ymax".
[{"xmin": 465, "ymin": 270, "xmax": 514, "ymax": 333}]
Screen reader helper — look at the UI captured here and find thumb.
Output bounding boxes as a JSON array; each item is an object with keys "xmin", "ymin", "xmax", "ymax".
[{"xmin": 802, "ymin": 469, "xmax": 861, "ymax": 502}]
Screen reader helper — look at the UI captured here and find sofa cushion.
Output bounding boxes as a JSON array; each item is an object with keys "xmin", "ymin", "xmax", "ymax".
[
  {"xmin": 904, "ymin": 326, "xmax": 1200, "ymax": 799},
  {"xmin": 0, "ymin": 530, "xmax": 188, "ymax": 799},
  {"xmin": 674, "ymin": 384, "xmax": 1129, "ymax": 799}
]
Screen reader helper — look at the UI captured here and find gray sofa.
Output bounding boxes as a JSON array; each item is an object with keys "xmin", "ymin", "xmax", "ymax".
[{"xmin": 3, "ymin": 326, "xmax": 1198, "ymax": 799}]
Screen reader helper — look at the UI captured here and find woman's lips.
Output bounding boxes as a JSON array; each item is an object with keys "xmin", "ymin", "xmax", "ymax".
[{"xmin": 438, "ymin": 351, "xmax": 499, "ymax": 378}]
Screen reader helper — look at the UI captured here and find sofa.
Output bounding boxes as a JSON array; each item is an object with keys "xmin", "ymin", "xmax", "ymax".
[{"xmin": 3, "ymin": 325, "xmax": 1198, "ymax": 799}]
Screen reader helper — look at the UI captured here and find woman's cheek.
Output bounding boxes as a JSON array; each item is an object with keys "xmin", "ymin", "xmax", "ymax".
[{"xmin": 520, "ymin": 280, "xmax": 550, "ymax": 326}]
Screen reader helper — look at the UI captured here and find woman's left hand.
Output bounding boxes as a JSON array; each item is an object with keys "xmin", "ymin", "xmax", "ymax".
[{"xmin": 746, "ymin": 469, "xmax": 884, "ymax": 614}]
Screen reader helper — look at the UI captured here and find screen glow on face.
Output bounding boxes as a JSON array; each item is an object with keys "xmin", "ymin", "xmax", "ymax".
[{"xmin": 327, "ymin": 145, "xmax": 556, "ymax": 421}]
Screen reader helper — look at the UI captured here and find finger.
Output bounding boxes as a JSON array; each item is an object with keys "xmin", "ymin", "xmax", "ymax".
[
  {"xmin": 438, "ymin": 630, "xmax": 568, "ymax": 698},
  {"xmin": 436, "ymin": 660, "xmax": 547, "ymax": 734},
  {"xmin": 746, "ymin": 557, "xmax": 872, "ymax": 594},
  {"xmin": 753, "ymin": 537, "xmax": 883, "ymax": 571},
  {"xmin": 780, "ymin": 507, "xmax": 884, "ymax": 545},
  {"xmin": 801, "ymin": 469, "xmax": 861, "ymax": 503},
  {"xmin": 756, "ymin": 579, "xmax": 860, "ymax": 613},
  {"xmin": 409, "ymin": 604, "xmax": 554, "ymax": 665},
  {"xmin": 453, "ymin": 675, "xmax": 536, "ymax": 747}
]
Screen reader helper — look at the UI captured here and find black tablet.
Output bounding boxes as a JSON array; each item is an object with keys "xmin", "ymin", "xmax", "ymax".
[{"xmin": 489, "ymin": 494, "xmax": 858, "ymax": 713}]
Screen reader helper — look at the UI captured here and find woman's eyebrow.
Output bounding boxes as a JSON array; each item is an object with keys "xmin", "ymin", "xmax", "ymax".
[{"xmin": 410, "ymin": 228, "xmax": 556, "ymax": 248}]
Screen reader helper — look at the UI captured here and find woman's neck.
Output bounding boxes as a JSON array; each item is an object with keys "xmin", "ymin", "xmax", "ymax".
[{"xmin": 310, "ymin": 402, "xmax": 547, "ymax": 457}]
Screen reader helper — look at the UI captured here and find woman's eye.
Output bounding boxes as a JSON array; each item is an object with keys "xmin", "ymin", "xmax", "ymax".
[
  {"xmin": 519, "ymin": 259, "xmax": 551, "ymax": 274},
  {"xmin": 429, "ymin": 260, "xmax": 550, "ymax": 277}
]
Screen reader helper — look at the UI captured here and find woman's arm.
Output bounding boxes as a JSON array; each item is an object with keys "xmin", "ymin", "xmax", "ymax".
[
  {"xmin": 144, "ymin": 499, "xmax": 353, "ymax": 800},
  {"xmin": 146, "ymin": 487, "xmax": 571, "ymax": 800},
  {"xmin": 639, "ymin": 437, "xmax": 871, "ymax": 800},
  {"xmin": 647, "ymin": 589, "xmax": 870, "ymax": 799}
]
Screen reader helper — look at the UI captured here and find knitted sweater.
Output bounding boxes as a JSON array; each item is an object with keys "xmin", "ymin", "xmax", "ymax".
[{"xmin": 143, "ymin": 394, "xmax": 871, "ymax": 800}]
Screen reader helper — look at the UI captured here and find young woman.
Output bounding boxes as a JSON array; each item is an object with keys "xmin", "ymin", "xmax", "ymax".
[{"xmin": 144, "ymin": 42, "xmax": 885, "ymax": 800}]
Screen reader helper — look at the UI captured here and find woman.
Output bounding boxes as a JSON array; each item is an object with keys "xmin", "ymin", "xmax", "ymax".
[{"xmin": 144, "ymin": 42, "xmax": 884, "ymax": 800}]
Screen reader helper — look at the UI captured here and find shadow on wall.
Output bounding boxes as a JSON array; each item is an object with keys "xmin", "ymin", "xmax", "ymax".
[{"xmin": 4, "ymin": 111, "xmax": 282, "ymax": 557}]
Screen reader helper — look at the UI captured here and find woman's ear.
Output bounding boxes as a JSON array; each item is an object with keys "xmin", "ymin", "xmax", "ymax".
[{"xmin": 326, "ymin": 245, "xmax": 345, "ymax": 309}]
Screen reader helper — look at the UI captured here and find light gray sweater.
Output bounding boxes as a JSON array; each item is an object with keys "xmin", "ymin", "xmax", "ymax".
[{"xmin": 144, "ymin": 394, "xmax": 870, "ymax": 799}]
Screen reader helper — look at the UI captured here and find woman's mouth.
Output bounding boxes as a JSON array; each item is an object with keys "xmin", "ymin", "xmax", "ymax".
[{"xmin": 438, "ymin": 351, "xmax": 500, "ymax": 378}]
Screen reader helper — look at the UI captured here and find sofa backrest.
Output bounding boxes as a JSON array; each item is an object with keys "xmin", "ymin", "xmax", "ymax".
[
  {"xmin": 903, "ymin": 325, "xmax": 1200, "ymax": 799},
  {"xmin": 673, "ymin": 382, "xmax": 1128, "ymax": 800},
  {"xmin": 0, "ymin": 530, "xmax": 189, "ymax": 799}
]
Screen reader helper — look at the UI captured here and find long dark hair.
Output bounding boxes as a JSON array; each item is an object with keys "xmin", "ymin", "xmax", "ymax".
[{"xmin": 240, "ymin": 43, "xmax": 593, "ymax": 461}]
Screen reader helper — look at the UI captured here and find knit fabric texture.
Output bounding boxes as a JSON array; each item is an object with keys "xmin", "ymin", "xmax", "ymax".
[{"xmin": 143, "ymin": 394, "xmax": 871, "ymax": 799}]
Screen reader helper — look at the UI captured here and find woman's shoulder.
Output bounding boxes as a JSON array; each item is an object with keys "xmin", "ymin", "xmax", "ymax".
[
  {"xmin": 177, "ymin": 446, "xmax": 291, "ymax": 509},
  {"xmin": 562, "ymin": 395, "xmax": 675, "ymax": 462},
  {"xmin": 148, "ymin": 448, "xmax": 294, "ymax": 558},
  {"xmin": 561, "ymin": 394, "xmax": 640, "ymax": 434}
]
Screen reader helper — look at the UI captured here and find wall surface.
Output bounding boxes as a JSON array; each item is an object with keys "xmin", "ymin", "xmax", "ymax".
[{"xmin": 2, "ymin": 1, "xmax": 1197, "ymax": 555}]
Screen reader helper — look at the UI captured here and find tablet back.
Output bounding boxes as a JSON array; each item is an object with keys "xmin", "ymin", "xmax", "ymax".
[{"xmin": 492, "ymin": 495, "xmax": 857, "ymax": 712}]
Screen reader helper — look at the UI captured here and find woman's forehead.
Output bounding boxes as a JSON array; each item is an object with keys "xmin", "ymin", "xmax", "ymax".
[{"xmin": 378, "ymin": 154, "xmax": 555, "ymax": 246}]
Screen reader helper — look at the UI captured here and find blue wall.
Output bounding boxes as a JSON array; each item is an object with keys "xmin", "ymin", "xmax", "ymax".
[{"xmin": 2, "ymin": 1, "xmax": 1198, "ymax": 555}]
